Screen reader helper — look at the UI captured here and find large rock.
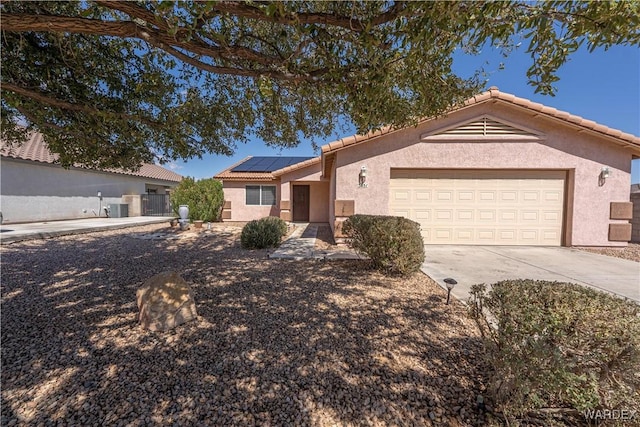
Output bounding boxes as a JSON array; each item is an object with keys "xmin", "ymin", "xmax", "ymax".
[{"xmin": 136, "ymin": 272, "xmax": 197, "ymax": 331}]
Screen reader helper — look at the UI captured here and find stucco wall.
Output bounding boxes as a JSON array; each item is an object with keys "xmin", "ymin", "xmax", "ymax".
[
  {"xmin": 280, "ymin": 163, "xmax": 329, "ymax": 222},
  {"xmin": 285, "ymin": 181, "xmax": 329, "ymax": 222},
  {"xmin": 332, "ymin": 103, "xmax": 632, "ymax": 247},
  {"xmin": 222, "ymin": 180, "xmax": 280, "ymax": 221},
  {"xmin": 0, "ymin": 159, "xmax": 151, "ymax": 223}
]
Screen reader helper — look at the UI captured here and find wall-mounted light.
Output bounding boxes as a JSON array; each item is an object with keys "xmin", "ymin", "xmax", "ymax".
[
  {"xmin": 358, "ymin": 165, "xmax": 368, "ymax": 188},
  {"xmin": 599, "ymin": 167, "xmax": 611, "ymax": 186}
]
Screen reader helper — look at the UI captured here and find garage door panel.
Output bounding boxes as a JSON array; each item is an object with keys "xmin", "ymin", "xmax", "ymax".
[
  {"xmin": 389, "ymin": 169, "xmax": 565, "ymax": 246},
  {"xmin": 542, "ymin": 210, "xmax": 561, "ymax": 222},
  {"xmin": 436, "ymin": 191, "xmax": 453, "ymax": 201},
  {"xmin": 455, "ymin": 229, "xmax": 474, "ymax": 241},
  {"xmin": 457, "ymin": 191, "xmax": 474, "ymax": 201},
  {"xmin": 520, "ymin": 211, "xmax": 539, "ymax": 222},
  {"xmin": 499, "ymin": 210, "xmax": 517, "ymax": 221},
  {"xmin": 478, "ymin": 210, "xmax": 497, "ymax": 222},
  {"xmin": 434, "ymin": 229, "xmax": 453, "ymax": 241},
  {"xmin": 415, "ymin": 190, "xmax": 431, "ymax": 201},
  {"xmin": 498, "ymin": 230, "xmax": 517, "ymax": 242},
  {"xmin": 435, "ymin": 210, "xmax": 453, "ymax": 221},
  {"xmin": 457, "ymin": 210, "xmax": 473, "ymax": 221},
  {"xmin": 479, "ymin": 191, "xmax": 496, "ymax": 201}
]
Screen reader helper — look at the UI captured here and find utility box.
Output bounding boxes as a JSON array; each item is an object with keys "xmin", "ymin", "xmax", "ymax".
[{"xmin": 109, "ymin": 204, "xmax": 129, "ymax": 218}]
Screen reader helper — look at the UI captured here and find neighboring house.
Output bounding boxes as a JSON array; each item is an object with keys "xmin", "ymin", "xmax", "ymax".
[
  {"xmin": 0, "ymin": 132, "xmax": 182, "ymax": 223},
  {"xmin": 215, "ymin": 88, "xmax": 639, "ymax": 247}
]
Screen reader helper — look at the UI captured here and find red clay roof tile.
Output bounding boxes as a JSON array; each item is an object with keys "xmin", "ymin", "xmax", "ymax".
[
  {"xmin": 1, "ymin": 132, "xmax": 182, "ymax": 183},
  {"xmin": 320, "ymin": 88, "xmax": 640, "ymax": 155}
]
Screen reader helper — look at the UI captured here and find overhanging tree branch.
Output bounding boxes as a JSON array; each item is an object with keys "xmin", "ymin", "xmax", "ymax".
[
  {"xmin": 2, "ymin": 82, "xmax": 160, "ymax": 127},
  {"xmin": 1, "ymin": 14, "xmax": 280, "ymax": 68},
  {"xmin": 200, "ymin": 1, "xmax": 408, "ymax": 32}
]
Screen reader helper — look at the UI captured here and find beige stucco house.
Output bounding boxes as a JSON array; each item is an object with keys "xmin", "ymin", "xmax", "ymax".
[
  {"xmin": 1, "ymin": 132, "xmax": 183, "ymax": 223},
  {"xmin": 215, "ymin": 88, "xmax": 639, "ymax": 247}
]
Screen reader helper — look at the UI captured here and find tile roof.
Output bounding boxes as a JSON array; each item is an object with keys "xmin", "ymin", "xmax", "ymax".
[
  {"xmin": 272, "ymin": 156, "xmax": 321, "ymax": 176},
  {"xmin": 0, "ymin": 131, "xmax": 183, "ymax": 183},
  {"xmin": 320, "ymin": 87, "xmax": 640, "ymax": 155}
]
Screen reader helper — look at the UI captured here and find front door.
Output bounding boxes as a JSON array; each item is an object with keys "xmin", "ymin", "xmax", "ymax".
[{"xmin": 292, "ymin": 185, "xmax": 310, "ymax": 222}]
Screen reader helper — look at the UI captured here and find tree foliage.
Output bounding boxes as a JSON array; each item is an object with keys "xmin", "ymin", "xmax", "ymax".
[
  {"xmin": 170, "ymin": 177, "xmax": 224, "ymax": 222},
  {"xmin": 2, "ymin": 1, "xmax": 639, "ymax": 169}
]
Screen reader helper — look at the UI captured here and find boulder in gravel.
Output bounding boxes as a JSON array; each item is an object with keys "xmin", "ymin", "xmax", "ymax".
[{"xmin": 136, "ymin": 272, "xmax": 197, "ymax": 331}]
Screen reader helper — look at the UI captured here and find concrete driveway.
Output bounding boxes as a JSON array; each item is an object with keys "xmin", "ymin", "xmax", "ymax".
[{"xmin": 421, "ymin": 246, "xmax": 640, "ymax": 303}]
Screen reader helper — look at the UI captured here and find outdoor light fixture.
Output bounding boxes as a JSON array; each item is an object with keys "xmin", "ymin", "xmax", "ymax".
[
  {"xmin": 444, "ymin": 278, "xmax": 457, "ymax": 305},
  {"xmin": 97, "ymin": 191, "xmax": 102, "ymax": 199},
  {"xmin": 599, "ymin": 167, "xmax": 611, "ymax": 186},
  {"xmin": 359, "ymin": 165, "xmax": 368, "ymax": 187}
]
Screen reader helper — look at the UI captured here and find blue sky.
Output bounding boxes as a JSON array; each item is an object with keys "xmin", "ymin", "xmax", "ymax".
[{"xmin": 169, "ymin": 43, "xmax": 640, "ymax": 183}]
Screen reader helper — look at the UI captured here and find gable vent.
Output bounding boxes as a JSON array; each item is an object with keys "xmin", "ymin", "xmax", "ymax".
[
  {"xmin": 422, "ymin": 116, "xmax": 544, "ymax": 141},
  {"xmin": 441, "ymin": 117, "xmax": 532, "ymax": 136}
]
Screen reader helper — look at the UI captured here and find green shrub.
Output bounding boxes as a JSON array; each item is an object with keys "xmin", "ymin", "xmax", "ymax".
[
  {"xmin": 342, "ymin": 214, "xmax": 424, "ymax": 275},
  {"xmin": 171, "ymin": 177, "xmax": 224, "ymax": 222},
  {"xmin": 469, "ymin": 280, "xmax": 640, "ymax": 425},
  {"xmin": 241, "ymin": 216, "xmax": 288, "ymax": 249}
]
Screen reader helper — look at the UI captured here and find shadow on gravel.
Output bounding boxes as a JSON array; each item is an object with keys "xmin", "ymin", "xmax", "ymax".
[{"xmin": 1, "ymin": 225, "xmax": 488, "ymax": 425}]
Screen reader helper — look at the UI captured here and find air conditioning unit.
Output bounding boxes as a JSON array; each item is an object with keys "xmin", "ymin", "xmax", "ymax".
[{"xmin": 108, "ymin": 204, "xmax": 129, "ymax": 218}]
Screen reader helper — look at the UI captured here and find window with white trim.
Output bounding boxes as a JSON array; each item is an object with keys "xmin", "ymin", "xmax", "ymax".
[{"xmin": 246, "ymin": 185, "xmax": 276, "ymax": 206}]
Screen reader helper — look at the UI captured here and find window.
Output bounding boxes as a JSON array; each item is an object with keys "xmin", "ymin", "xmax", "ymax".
[{"xmin": 246, "ymin": 185, "xmax": 276, "ymax": 206}]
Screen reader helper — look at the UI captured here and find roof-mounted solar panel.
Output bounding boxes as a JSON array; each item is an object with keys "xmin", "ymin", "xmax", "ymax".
[{"xmin": 231, "ymin": 156, "xmax": 314, "ymax": 173}]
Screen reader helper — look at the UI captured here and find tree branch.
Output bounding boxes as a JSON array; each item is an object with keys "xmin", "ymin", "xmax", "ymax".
[
  {"xmin": 203, "ymin": 1, "xmax": 408, "ymax": 32},
  {"xmin": 1, "ymin": 14, "xmax": 278, "ymax": 68},
  {"xmin": 2, "ymin": 13, "xmax": 335, "ymax": 82},
  {"xmin": 2, "ymin": 82, "xmax": 160, "ymax": 127},
  {"xmin": 94, "ymin": 0, "xmax": 170, "ymax": 31}
]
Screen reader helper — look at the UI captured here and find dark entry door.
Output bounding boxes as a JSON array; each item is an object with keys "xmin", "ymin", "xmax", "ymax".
[{"xmin": 292, "ymin": 185, "xmax": 310, "ymax": 222}]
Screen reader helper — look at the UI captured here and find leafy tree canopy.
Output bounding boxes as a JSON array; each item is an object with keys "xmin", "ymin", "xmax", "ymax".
[{"xmin": 2, "ymin": 1, "xmax": 638, "ymax": 170}]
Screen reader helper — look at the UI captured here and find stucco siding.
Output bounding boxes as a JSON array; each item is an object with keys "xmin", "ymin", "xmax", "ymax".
[
  {"xmin": 222, "ymin": 181, "xmax": 280, "ymax": 221},
  {"xmin": 306, "ymin": 182, "xmax": 330, "ymax": 222},
  {"xmin": 0, "ymin": 159, "xmax": 150, "ymax": 222},
  {"xmin": 333, "ymin": 104, "xmax": 632, "ymax": 246},
  {"xmin": 280, "ymin": 163, "xmax": 329, "ymax": 222}
]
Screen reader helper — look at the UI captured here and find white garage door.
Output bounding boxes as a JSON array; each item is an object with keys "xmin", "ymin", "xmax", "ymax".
[{"xmin": 389, "ymin": 170, "xmax": 565, "ymax": 246}]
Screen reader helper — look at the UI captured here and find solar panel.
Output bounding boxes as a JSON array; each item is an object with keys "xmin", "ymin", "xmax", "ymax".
[{"xmin": 231, "ymin": 156, "xmax": 314, "ymax": 172}]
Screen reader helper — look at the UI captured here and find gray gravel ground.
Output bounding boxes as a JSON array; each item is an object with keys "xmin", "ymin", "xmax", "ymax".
[
  {"xmin": 1, "ymin": 224, "xmax": 489, "ymax": 426},
  {"xmin": 578, "ymin": 242, "xmax": 640, "ymax": 262}
]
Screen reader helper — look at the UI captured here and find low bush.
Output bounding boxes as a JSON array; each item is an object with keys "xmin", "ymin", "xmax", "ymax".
[
  {"xmin": 469, "ymin": 280, "xmax": 640, "ymax": 425},
  {"xmin": 342, "ymin": 214, "xmax": 424, "ymax": 275},
  {"xmin": 241, "ymin": 216, "xmax": 288, "ymax": 249}
]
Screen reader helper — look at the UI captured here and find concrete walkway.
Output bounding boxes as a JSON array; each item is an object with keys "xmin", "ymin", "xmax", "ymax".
[
  {"xmin": 269, "ymin": 223, "xmax": 361, "ymax": 260},
  {"xmin": 0, "ymin": 216, "xmax": 175, "ymax": 244},
  {"xmin": 421, "ymin": 245, "xmax": 640, "ymax": 303}
]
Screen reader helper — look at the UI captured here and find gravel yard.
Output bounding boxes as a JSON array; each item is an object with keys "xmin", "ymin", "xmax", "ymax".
[
  {"xmin": 1, "ymin": 224, "xmax": 488, "ymax": 426},
  {"xmin": 578, "ymin": 242, "xmax": 640, "ymax": 262}
]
